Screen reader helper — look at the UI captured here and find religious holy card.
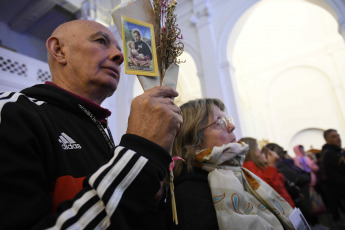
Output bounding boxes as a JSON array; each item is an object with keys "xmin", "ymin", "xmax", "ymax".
[{"xmin": 121, "ymin": 16, "xmax": 159, "ymax": 77}]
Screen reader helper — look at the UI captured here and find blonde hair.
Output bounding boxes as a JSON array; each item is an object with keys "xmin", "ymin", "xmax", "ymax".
[
  {"xmin": 240, "ymin": 137, "xmax": 266, "ymax": 169},
  {"xmin": 127, "ymin": 41, "xmax": 134, "ymax": 48},
  {"xmin": 172, "ymin": 98, "xmax": 225, "ymax": 177}
]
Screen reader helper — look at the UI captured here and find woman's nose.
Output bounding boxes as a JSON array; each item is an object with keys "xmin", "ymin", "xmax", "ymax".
[{"xmin": 227, "ymin": 122, "xmax": 235, "ymax": 133}]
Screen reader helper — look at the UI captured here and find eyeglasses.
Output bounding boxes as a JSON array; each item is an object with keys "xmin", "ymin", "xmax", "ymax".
[{"xmin": 201, "ymin": 116, "xmax": 234, "ymax": 130}]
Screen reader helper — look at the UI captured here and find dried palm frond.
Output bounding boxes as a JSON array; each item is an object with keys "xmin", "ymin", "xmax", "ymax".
[{"xmin": 153, "ymin": 0, "xmax": 184, "ymax": 83}]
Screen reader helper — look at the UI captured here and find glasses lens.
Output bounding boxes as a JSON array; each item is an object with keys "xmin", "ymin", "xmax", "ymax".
[
  {"xmin": 212, "ymin": 117, "xmax": 234, "ymax": 130},
  {"xmin": 218, "ymin": 118, "xmax": 227, "ymax": 130},
  {"xmin": 219, "ymin": 117, "xmax": 234, "ymax": 130}
]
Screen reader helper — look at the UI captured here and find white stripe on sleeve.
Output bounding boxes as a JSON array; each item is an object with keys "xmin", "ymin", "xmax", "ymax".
[
  {"xmin": 67, "ymin": 200, "xmax": 104, "ymax": 229},
  {"xmin": 48, "ymin": 148, "xmax": 149, "ymax": 229},
  {"xmin": 106, "ymin": 156, "xmax": 148, "ymax": 216},
  {"xmin": 89, "ymin": 146, "xmax": 124, "ymax": 186},
  {"xmin": 97, "ymin": 150, "xmax": 136, "ymax": 197},
  {"xmin": 47, "ymin": 190, "xmax": 97, "ymax": 230}
]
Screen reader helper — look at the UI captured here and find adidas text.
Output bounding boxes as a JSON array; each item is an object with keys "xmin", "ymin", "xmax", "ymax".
[{"xmin": 61, "ymin": 143, "xmax": 82, "ymax": 150}]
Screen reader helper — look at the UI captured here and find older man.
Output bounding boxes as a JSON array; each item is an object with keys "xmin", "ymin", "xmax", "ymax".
[
  {"xmin": 0, "ymin": 20, "xmax": 182, "ymax": 229},
  {"xmin": 321, "ymin": 129, "xmax": 345, "ymax": 228}
]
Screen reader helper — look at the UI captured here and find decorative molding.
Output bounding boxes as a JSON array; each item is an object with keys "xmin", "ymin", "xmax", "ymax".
[
  {"xmin": 190, "ymin": 2, "xmax": 212, "ymax": 27},
  {"xmin": 0, "ymin": 47, "xmax": 51, "ymax": 86},
  {"xmin": 338, "ymin": 16, "xmax": 345, "ymax": 27},
  {"xmin": 219, "ymin": 61, "xmax": 230, "ymax": 69},
  {"xmin": 218, "ymin": 0, "xmax": 259, "ymax": 65}
]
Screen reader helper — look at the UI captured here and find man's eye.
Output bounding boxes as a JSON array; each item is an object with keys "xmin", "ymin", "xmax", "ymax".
[{"xmin": 97, "ymin": 38, "xmax": 107, "ymax": 45}]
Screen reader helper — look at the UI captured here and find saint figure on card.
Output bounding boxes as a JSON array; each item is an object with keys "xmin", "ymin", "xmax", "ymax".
[
  {"xmin": 132, "ymin": 29, "xmax": 152, "ymax": 61},
  {"xmin": 121, "ymin": 16, "xmax": 158, "ymax": 77}
]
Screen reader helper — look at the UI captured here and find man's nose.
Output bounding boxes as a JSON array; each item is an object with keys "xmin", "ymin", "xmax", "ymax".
[{"xmin": 110, "ymin": 46, "xmax": 124, "ymax": 64}]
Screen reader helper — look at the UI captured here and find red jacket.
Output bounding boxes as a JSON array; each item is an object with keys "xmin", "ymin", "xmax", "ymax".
[{"xmin": 243, "ymin": 161, "xmax": 295, "ymax": 208}]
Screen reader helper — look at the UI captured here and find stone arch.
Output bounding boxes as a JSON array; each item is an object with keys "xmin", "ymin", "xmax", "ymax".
[
  {"xmin": 288, "ymin": 127, "xmax": 325, "ymax": 157},
  {"xmin": 183, "ymin": 39, "xmax": 203, "ymax": 75},
  {"xmin": 175, "ymin": 40, "xmax": 203, "ymax": 105},
  {"xmin": 217, "ymin": 0, "xmax": 345, "ymax": 141},
  {"xmin": 219, "ymin": 0, "xmax": 345, "ymax": 65},
  {"xmin": 265, "ymin": 65, "xmax": 344, "ymax": 149},
  {"xmin": 266, "ymin": 65, "xmax": 333, "ymax": 93}
]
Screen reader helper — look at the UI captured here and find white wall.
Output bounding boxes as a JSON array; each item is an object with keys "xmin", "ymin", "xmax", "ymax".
[
  {"xmin": 228, "ymin": 0, "xmax": 345, "ymax": 154},
  {"xmin": 170, "ymin": 0, "xmax": 345, "ymax": 154}
]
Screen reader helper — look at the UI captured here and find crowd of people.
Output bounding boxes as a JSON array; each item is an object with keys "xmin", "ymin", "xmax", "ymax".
[
  {"xmin": 237, "ymin": 132, "xmax": 345, "ymax": 230},
  {"xmin": 168, "ymin": 98, "xmax": 345, "ymax": 230},
  {"xmin": 0, "ymin": 19, "xmax": 344, "ymax": 230}
]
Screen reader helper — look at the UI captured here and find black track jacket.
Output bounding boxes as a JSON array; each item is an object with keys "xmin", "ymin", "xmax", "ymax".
[{"xmin": 0, "ymin": 83, "xmax": 171, "ymax": 229}]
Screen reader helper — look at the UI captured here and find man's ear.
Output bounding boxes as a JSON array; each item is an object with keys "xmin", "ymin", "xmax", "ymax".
[{"xmin": 46, "ymin": 36, "xmax": 67, "ymax": 64}]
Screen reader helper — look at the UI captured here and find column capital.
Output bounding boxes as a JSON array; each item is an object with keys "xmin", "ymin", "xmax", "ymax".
[{"xmin": 190, "ymin": 2, "xmax": 211, "ymax": 27}]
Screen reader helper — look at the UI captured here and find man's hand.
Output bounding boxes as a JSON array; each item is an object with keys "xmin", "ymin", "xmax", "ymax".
[{"xmin": 127, "ymin": 86, "xmax": 183, "ymax": 154}]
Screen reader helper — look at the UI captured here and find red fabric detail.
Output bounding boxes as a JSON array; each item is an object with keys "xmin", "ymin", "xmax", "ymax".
[
  {"xmin": 45, "ymin": 81, "xmax": 111, "ymax": 120},
  {"xmin": 50, "ymin": 175, "xmax": 85, "ymax": 213},
  {"xmin": 243, "ymin": 161, "xmax": 295, "ymax": 208}
]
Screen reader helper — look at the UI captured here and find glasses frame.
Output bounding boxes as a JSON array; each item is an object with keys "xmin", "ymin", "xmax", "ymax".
[{"xmin": 200, "ymin": 116, "xmax": 234, "ymax": 131}]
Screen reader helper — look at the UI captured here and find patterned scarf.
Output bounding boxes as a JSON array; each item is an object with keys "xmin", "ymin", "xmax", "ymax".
[{"xmin": 195, "ymin": 142, "xmax": 295, "ymax": 230}]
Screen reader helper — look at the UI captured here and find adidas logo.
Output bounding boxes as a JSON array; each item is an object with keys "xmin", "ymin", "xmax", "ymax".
[{"xmin": 58, "ymin": 132, "xmax": 82, "ymax": 150}]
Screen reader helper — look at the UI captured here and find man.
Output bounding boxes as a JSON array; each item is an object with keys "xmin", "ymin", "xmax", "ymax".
[
  {"xmin": 132, "ymin": 29, "xmax": 153, "ymax": 61},
  {"xmin": 321, "ymin": 129, "xmax": 345, "ymax": 227},
  {"xmin": 0, "ymin": 20, "xmax": 182, "ymax": 229}
]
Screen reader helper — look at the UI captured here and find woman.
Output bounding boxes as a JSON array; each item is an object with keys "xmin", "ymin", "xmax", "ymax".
[
  {"xmin": 241, "ymin": 137, "xmax": 295, "ymax": 208},
  {"xmin": 293, "ymin": 145, "xmax": 319, "ymax": 187},
  {"xmin": 293, "ymin": 145, "xmax": 326, "ymax": 226},
  {"xmin": 266, "ymin": 143, "xmax": 313, "ymax": 224},
  {"xmin": 169, "ymin": 99, "xmax": 295, "ymax": 230}
]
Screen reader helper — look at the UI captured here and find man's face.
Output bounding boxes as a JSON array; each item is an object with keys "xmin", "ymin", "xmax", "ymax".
[
  {"xmin": 63, "ymin": 21, "xmax": 124, "ymax": 98},
  {"xmin": 326, "ymin": 131, "xmax": 341, "ymax": 147},
  {"xmin": 133, "ymin": 32, "xmax": 141, "ymax": 42}
]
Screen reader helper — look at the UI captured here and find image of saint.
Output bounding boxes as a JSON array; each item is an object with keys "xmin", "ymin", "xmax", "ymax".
[
  {"xmin": 121, "ymin": 16, "xmax": 158, "ymax": 76},
  {"xmin": 127, "ymin": 29, "xmax": 153, "ymax": 68}
]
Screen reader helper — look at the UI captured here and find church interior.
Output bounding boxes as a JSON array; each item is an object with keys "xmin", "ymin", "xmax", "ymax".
[{"xmin": 0, "ymin": 0, "xmax": 344, "ymax": 156}]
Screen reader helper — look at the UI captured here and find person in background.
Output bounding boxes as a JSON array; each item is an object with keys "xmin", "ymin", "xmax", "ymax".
[
  {"xmin": 241, "ymin": 137, "xmax": 295, "ymax": 208},
  {"xmin": 265, "ymin": 143, "xmax": 311, "ymax": 209},
  {"xmin": 0, "ymin": 20, "xmax": 182, "ymax": 229},
  {"xmin": 294, "ymin": 145, "xmax": 319, "ymax": 188},
  {"xmin": 264, "ymin": 143, "xmax": 331, "ymax": 229},
  {"xmin": 294, "ymin": 144, "xmax": 327, "ymax": 228},
  {"xmin": 314, "ymin": 151, "xmax": 328, "ymax": 205},
  {"xmin": 321, "ymin": 129, "xmax": 345, "ymax": 229},
  {"xmin": 168, "ymin": 99, "xmax": 295, "ymax": 230}
]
